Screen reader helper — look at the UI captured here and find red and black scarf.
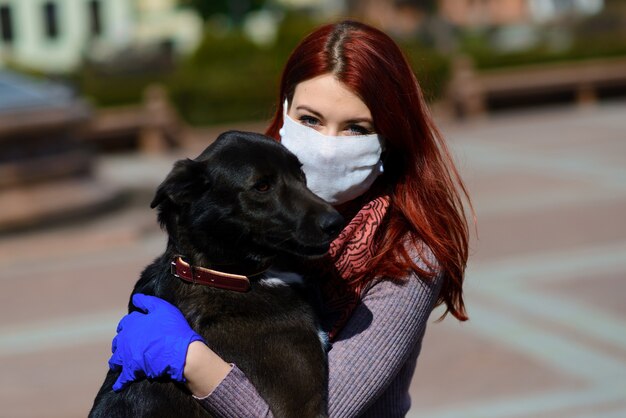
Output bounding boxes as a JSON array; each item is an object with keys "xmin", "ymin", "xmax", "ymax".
[{"xmin": 320, "ymin": 195, "xmax": 390, "ymax": 340}]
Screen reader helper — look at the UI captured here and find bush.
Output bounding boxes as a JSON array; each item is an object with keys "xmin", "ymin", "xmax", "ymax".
[
  {"xmin": 459, "ymin": 26, "xmax": 626, "ymax": 70},
  {"xmin": 167, "ymin": 29, "xmax": 280, "ymax": 125},
  {"xmin": 399, "ymin": 40, "xmax": 451, "ymax": 102},
  {"xmin": 168, "ymin": 17, "xmax": 451, "ymax": 125},
  {"xmin": 74, "ymin": 67, "xmax": 171, "ymax": 107},
  {"xmin": 166, "ymin": 12, "xmax": 318, "ymax": 126},
  {"xmin": 72, "ymin": 13, "xmax": 451, "ymax": 126}
]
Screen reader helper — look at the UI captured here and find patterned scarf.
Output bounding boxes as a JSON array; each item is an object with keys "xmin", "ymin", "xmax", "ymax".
[{"xmin": 320, "ymin": 195, "xmax": 390, "ymax": 340}]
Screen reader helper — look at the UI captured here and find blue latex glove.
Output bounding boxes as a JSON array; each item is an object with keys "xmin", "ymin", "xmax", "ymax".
[{"xmin": 108, "ymin": 293, "xmax": 205, "ymax": 392}]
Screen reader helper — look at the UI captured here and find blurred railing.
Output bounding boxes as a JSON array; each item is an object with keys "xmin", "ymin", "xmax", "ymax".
[
  {"xmin": 84, "ymin": 84, "xmax": 187, "ymax": 153},
  {"xmin": 448, "ymin": 56, "xmax": 626, "ymax": 117}
]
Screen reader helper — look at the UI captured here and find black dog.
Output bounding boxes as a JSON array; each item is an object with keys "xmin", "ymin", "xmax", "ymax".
[{"xmin": 89, "ymin": 131, "xmax": 344, "ymax": 418}]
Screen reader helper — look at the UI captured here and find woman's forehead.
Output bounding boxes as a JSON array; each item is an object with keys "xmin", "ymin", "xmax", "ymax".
[{"xmin": 291, "ymin": 74, "xmax": 372, "ymax": 121}]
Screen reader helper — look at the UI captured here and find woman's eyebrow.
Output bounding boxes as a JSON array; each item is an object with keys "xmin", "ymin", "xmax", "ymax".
[
  {"xmin": 345, "ymin": 117, "xmax": 373, "ymax": 124},
  {"xmin": 296, "ymin": 105, "xmax": 373, "ymax": 124},
  {"xmin": 296, "ymin": 105, "xmax": 322, "ymax": 117},
  {"xmin": 295, "ymin": 105, "xmax": 323, "ymax": 118}
]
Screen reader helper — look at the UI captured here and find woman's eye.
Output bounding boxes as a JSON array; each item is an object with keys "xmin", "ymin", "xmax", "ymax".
[
  {"xmin": 347, "ymin": 125, "xmax": 373, "ymax": 136},
  {"xmin": 253, "ymin": 181, "xmax": 271, "ymax": 192},
  {"xmin": 299, "ymin": 115, "xmax": 320, "ymax": 127}
]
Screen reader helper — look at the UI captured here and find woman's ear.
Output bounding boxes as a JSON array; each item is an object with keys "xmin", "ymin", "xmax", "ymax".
[{"xmin": 150, "ymin": 159, "xmax": 209, "ymax": 209}]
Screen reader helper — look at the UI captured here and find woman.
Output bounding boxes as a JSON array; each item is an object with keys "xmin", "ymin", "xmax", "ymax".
[{"xmin": 109, "ymin": 20, "xmax": 471, "ymax": 417}]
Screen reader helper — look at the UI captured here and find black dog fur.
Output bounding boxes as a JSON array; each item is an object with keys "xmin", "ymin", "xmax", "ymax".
[{"xmin": 89, "ymin": 131, "xmax": 344, "ymax": 418}]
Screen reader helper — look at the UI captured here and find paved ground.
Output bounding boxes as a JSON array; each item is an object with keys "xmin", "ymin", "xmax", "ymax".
[{"xmin": 1, "ymin": 102, "xmax": 625, "ymax": 417}]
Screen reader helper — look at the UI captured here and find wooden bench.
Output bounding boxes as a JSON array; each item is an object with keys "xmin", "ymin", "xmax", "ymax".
[
  {"xmin": 84, "ymin": 84, "xmax": 187, "ymax": 153},
  {"xmin": 0, "ymin": 84, "xmax": 125, "ymax": 232},
  {"xmin": 447, "ymin": 56, "xmax": 626, "ymax": 117}
]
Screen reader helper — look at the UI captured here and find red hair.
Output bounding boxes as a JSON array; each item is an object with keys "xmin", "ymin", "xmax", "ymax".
[{"xmin": 266, "ymin": 20, "xmax": 471, "ymax": 321}]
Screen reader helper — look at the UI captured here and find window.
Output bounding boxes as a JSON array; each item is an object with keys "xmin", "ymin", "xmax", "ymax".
[
  {"xmin": 0, "ymin": 5, "xmax": 14, "ymax": 44},
  {"xmin": 88, "ymin": 0, "xmax": 103, "ymax": 37},
  {"xmin": 43, "ymin": 2, "xmax": 60, "ymax": 39}
]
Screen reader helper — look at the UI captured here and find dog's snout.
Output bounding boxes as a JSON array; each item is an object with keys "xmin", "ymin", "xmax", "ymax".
[{"xmin": 318, "ymin": 211, "xmax": 344, "ymax": 238}]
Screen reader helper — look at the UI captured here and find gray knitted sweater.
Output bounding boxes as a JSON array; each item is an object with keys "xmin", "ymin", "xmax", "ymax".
[{"xmin": 194, "ymin": 266, "xmax": 443, "ymax": 418}]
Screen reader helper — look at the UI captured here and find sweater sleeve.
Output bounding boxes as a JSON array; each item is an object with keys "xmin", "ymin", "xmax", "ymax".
[
  {"xmin": 326, "ymin": 271, "xmax": 442, "ymax": 417},
  {"xmin": 193, "ymin": 364, "xmax": 272, "ymax": 418},
  {"xmin": 194, "ymin": 270, "xmax": 442, "ymax": 417}
]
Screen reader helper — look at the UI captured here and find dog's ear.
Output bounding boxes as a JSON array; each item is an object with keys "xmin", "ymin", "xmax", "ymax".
[{"xmin": 150, "ymin": 158, "xmax": 208, "ymax": 208}]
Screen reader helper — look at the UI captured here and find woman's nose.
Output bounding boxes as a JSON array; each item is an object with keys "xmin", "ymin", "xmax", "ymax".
[{"xmin": 320, "ymin": 126, "xmax": 340, "ymax": 137}]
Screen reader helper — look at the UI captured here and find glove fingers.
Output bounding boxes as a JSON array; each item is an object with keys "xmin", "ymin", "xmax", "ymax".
[
  {"xmin": 108, "ymin": 350, "xmax": 122, "ymax": 371},
  {"xmin": 132, "ymin": 293, "xmax": 164, "ymax": 313},
  {"xmin": 112, "ymin": 368, "xmax": 136, "ymax": 392},
  {"xmin": 108, "ymin": 361, "xmax": 121, "ymax": 372},
  {"xmin": 116, "ymin": 314, "xmax": 129, "ymax": 333},
  {"xmin": 111, "ymin": 335, "xmax": 118, "ymax": 354}
]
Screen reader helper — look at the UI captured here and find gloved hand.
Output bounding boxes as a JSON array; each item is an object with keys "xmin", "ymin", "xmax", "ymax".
[{"xmin": 108, "ymin": 293, "xmax": 205, "ymax": 392}]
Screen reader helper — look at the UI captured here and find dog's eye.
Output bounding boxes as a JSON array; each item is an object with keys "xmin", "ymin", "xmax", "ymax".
[{"xmin": 253, "ymin": 180, "xmax": 271, "ymax": 192}]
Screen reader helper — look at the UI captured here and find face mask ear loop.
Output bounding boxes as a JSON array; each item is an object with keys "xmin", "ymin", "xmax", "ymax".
[
  {"xmin": 278, "ymin": 99, "xmax": 290, "ymax": 141},
  {"xmin": 379, "ymin": 149, "xmax": 387, "ymax": 174}
]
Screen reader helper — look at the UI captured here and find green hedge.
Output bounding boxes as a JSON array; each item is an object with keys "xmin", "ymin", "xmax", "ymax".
[
  {"xmin": 165, "ymin": 13, "xmax": 320, "ymax": 125},
  {"xmin": 399, "ymin": 40, "xmax": 451, "ymax": 102},
  {"xmin": 167, "ymin": 29, "xmax": 282, "ymax": 125},
  {"xmin": 74, "ymin": 68, "xmax": 170, "ymax": 107},
  {"xmin": 73, "ymin": 14, "xmax": 451, "ymax": 126},
  {"xmin": 461, "ymin": 30, "xmax": 626, "ymax": 70}
]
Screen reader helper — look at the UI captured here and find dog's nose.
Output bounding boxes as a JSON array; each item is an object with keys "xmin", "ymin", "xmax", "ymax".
[{"xmin": 318, "ymin": 211, "xmax": 345, "ymax": 238}]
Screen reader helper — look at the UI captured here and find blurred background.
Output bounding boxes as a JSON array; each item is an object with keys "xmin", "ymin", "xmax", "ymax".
[{"xmin": 1, "ymin": 0, "xmax": 625, "ymax": 417}]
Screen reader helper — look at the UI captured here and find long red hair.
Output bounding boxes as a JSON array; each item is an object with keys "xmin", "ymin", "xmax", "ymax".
[{"xmin": 266, "ymin": 20, "xmax": 471, "ymax": 321}]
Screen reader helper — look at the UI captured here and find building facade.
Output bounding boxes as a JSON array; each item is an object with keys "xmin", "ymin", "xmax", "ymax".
[
  {"xmin": 0, "ymin": 0, "xmax": 201, "ymax": 73},
  {"xmin": 438, "ymin": 0, "xmax": 604, "ymax": 27}
]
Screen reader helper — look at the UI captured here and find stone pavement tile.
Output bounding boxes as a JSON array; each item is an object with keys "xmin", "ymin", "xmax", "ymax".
[
  {"xmin": 0, "ymin": 205, "xmax": 159, "ymax": 265},
  {"xmin": 0, "ymin": 215, "xmax": 167, "ymax": 411},
  {"xmin": 409, "ymin": 313, "xmax": 585, "ymax": 411},
  {"xmin": 0, "ymin": 218, "xmax": 165, "ymax": 329},
  {"xmin": 0, "ymin": 341, "xmax": 109, "ymax": 418},
  {"xmin": 539, "ymin": 271, "xmax": 626, "ymax": 319},
  {"xmin": 483, "ymin": 106, "xmax": 626, "ymax": 150},
  {"xmin": 467, "ymin": 167, "xmax": 597, "ymax": 198},
  {"xmin": 529, "ymin": 269, "xmax": 626, "ymax": 363},
  {"xmin": 409, "ymin": 290, "xmax": 626, "ymax": 418},
  {"xmin": 465, "ymin": 166, "xmax": 604, "ymax": 218},
  {"xmin": 536, "ymin": 399, "xmax": 626, "ymax": 418},
  {"xmin": 471, "ymin": 198, "xmax": 626, "ymax": 261},
  {"xmin": 423, "ymin": 170, "xmax": 625, "ymax": 418},
  {"xmin": 441, "ymin": 103, "xmax": 626, "ymax": 149},
  {"xmin": 0, "ymin": 249, "xmax": 149, "ymax": 327}
]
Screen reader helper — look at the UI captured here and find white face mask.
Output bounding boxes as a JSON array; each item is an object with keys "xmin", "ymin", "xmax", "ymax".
[{"xmin": 279, "ymin": 105, "xmax": 384, "ymax": 205}]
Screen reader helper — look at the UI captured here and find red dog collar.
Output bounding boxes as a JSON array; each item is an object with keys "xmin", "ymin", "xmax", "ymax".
[{"xmin": 170, "ymin": 256, "xmax": 251, "ymax": 292}]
